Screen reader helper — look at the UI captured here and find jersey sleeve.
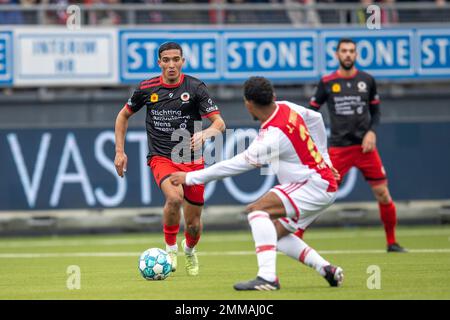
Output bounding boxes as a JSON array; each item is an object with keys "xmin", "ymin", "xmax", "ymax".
[
  {"xmin": 196, "ymin": 82, "xmax": 220, "ymax": 118},
  {"xmin": 368, "ymin": 77, "xmax": 381, "ymax": 132},
  {"xmin": 289, "ymin": 103, "xmax": 332, "ymax": 167},
  {"xmin": 185, "ymin": 128, "xmax": 281, "ymax": 186},
  {"xmin": 125, "ymin": 88, "xmax": 149, "ymax": 114},
  {"xmin": 309, "ymin": 78, "xmax": 327, "ymax": 110}
]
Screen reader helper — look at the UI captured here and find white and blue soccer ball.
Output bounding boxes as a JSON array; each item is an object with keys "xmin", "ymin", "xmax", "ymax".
[{"xmin": 138, "ymin": 248, "xmax": 172, "ymax": 280}]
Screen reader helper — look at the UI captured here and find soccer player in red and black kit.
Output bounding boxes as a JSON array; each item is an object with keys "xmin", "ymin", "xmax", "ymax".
[
  {"xmin": 114, "ymin": 42, "xmax": 226, "ymax": 275},
  {"xmin": 307, "ymin": 38, "xmax": 406, "ymax": 252}
]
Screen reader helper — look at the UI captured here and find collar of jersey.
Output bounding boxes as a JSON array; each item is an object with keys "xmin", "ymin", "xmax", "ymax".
[
  {"xmin": 160, "ymin": 74, "xmax": 185, "ymax": 88},
  {"xmin": 261, "ymin": 103, "xmax": 280, "ymax": 129},
  {"xmin": 336, "ymin": 69, "xmax": 358, "ymax": 79}
]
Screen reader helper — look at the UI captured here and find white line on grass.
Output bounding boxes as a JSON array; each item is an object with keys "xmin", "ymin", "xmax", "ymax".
[
  {"xmin": 1, "ymin": 248, "xmax": 450, "ymax": 259},
  {"xmin": 0, "ymin": 229, "xmax": 450, "ymax": 248}
]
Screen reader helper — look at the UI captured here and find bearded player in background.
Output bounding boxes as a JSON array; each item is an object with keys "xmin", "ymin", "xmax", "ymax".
[{"xmin": 307, "ymin": 38, "xmax": 406, "ymax": 252}]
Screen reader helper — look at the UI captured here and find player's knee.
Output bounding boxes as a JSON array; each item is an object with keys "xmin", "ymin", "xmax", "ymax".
[
  {"xmin": 165, "ymin": 194, "xmax": 183, "ymax": 210},
  {"xmin": 373, "ymin": 186, "xmax": 391, "ymax": 204},
  {"xmin": 245, "ymin": 202, "xmax": 261, "ymax": 214}
]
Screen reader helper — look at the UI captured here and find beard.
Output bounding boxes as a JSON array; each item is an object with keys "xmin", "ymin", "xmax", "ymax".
[{"xmin": 339, "ymin": 59, "xmax": 355, "ymax": 70}]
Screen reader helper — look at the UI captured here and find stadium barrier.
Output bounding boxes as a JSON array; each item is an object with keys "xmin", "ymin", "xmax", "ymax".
[{"xmin": 0, "ymin": 2, "xmax": 449, "ymax": 25}]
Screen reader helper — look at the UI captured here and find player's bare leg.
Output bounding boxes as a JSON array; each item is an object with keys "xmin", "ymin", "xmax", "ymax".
[
  {"xmin": 371, "ymin": 182, "xmax": 407, "ymax": 252},
  {"xmin": 182, "ymin": 201, "xmax": 202, "ymax": 276},
  {"xmin": 160, "ymin": 179, "xmax": 184, "ymax": 271}
]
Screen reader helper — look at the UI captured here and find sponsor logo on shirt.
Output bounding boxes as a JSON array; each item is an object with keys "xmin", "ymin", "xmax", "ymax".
[
  {"xmin": 181, "ymin": 92, "xmax": 190, "ymax": 102},
  {"xmin": 357, "ymin": 81, "xmax": 367, "ymax": 92},
  {"xmin": 332, "ymin": 83, "xmax": 341, "ymax": 93},
  {"xmin": 150, "ymin": 93, "xmax": 159, "ymax": 103}
]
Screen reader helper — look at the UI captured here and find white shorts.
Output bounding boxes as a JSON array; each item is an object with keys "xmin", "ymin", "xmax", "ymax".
[{"xmin": 270, "ymin": 179, "xmax": 336, "ymax": 233}]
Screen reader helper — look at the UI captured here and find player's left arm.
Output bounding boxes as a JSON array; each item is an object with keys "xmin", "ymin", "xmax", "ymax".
[
  {"xmin": 362, "ymin": 76, "xmax": 381, "ymax": 153},
  {"xmin": 191, "ymin": 83, "xmax": 226, "ymax": 150},
  {"xmin": 191, "ymin": 113, "xmax": 226, "ymax": 151}
]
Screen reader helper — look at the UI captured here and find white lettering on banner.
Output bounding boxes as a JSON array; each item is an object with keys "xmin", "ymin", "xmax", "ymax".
[
  {"xmin": 421, "ymin": 37, "xmax": 450, "ymax": 67},
  {"xmin": 128, "ymin": 42, "xmax": 159, "ymax": 70},
  {"xmin": 94, "ymin": 131, "xmax": 127, "ymax": 207},
  {"xmin": 437, "ymin": 38, "xmax": 449, "ymax": 65},
  {"xmin": 32, "ymin": 40, "xmax": 97, "ymax": 55},
  {"xmin": 7, "ymin": 133, "xmax": 51, "ymax": 208},
  {"xmin": 327, "ymin": 39, "xmax": 410, "ymax": 68},
  {"xmin": 357, "ymin": 40, "xmax": 374, "ymax": 67},
  {"xmin": 127, "ymin": 41, "xmax": 215, "ymax": 71},
  {"xmin": 228, "ymin": 40, "xmax": 313, "ymax": 70},
  {"xmin": 326, "ymin": 40, "xmax": 338, "ymax": 69},
  {"xmin": 422, "ymin": 39, "xmax": 435, "ymax": 66},
  {"xmin": 376, "ymin": 41, "xmax": 393, "ymax": 66},
  {"xmin": 202, "ymin": 42, "xmax": 215, "ymax": 69},
  {"xmin": 127, "ymin": 132, "xmax": 151, "ymax": 205},
  {"xmin": 50, "ymin": 133, "xmax": 95, "ymax": 207}
]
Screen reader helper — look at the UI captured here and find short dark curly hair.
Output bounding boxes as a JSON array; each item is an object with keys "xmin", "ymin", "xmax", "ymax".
[
  {"xmin": 243, "ymin": 77, "xmax": 274, "ymax": 107},
  {"xmin": 158, "ymin": 42, "xmax": 183, "ymax": 58}
]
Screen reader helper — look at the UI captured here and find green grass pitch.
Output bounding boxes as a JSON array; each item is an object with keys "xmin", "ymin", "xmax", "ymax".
[{"xmin": 0, "ymin": 225, "xmax": 449, "ymax": 300}]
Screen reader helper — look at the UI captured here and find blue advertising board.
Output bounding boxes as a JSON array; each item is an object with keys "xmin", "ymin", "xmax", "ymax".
[
  {"xmin": 0, "ymin": 31, "xmax": 13, "ymax": 86},
  {"xmin": 416, "ymin": 29, "xmax": 450, "ymax": 77},
  {"xmin": 119, "ymin": 30, "xmax": 220, "ymax": 83},
  {"xmin": 118, "ymin": 27, "xmax": 450, "ymax": 84},
  {"xmin": 222, "ymin": 31, "xmax": 318, "ymax": 80},
  {"xmin": 321, "ymin": 30, "xmax": 415, "ymax": 78},
  {"xmin": 1, "ymin": 123, "xmax": 450, "ymax": 211}
]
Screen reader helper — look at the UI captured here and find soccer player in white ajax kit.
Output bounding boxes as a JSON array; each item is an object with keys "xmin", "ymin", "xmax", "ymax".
[{"xmin": 170, "ymin": 77, "xmax": 344, "ymax": 291}]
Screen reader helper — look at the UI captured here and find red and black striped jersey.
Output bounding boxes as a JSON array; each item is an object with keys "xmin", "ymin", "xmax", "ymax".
[
  {"xmin": 309, "ymin": 69, "xmax": 380, "ymax": 147},
  {"xmin": 125, "ymin": 74, "xmax": 220, "ymax": 162}
]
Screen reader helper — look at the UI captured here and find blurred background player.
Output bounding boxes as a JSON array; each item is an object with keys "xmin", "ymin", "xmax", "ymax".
[
  {"xmin": 170, "ymin": 77, "xmax": 344, "ymax": 291},
  {"xmin": 308, "ymin": 38, "xmax": 406, "ymax": 253},
  {"xmin": 114, "ymin": 41, "xmax": 226, "ymax": 275}
]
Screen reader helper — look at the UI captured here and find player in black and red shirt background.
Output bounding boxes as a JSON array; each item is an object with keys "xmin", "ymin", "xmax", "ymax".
[
  {"xmin": 114, "ymin": 42, "xmax": 226, "ymax": 275},
  {"xmin": 306, "ymin": 38, "xmax": 406, "ymax": 253}
]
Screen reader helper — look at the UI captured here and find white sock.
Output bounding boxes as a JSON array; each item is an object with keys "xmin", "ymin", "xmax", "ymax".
[
  {"xmin": 277, "ymin": 233, "xmax": 329, "ymax": 276},
  {"xmin": 166, "ymin": 244, "xmax": 178, "ymax": 253},
  {"xmin": 184, "ymin": 241, "xmax": 194, "ymax": 255},
  {"xmin": 247, "ymin": 210, "xmax": 277, "ymax": 282}
]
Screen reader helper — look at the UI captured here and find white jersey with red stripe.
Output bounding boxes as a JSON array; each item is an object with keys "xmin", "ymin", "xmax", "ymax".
[{"xmin": 186, "ymin": 101, "xmax": 338, "ymax": 193}]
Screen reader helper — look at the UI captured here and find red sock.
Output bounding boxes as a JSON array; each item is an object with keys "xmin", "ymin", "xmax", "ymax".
[
  {"xmin": 184, "ymin": 231, "xmax": 200, "ymax": 248},
  {"xmin": 163, "ymin": 224, "xmax": 179, "ymax": 246},
  {"xmin": 379, "ymin": 201, "xmax": 397, "ymax": 245}
]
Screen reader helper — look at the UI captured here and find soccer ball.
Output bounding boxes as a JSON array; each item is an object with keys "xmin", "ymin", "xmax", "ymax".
[{"xmin": 138, "ymin": 248, "xmax": 172, "ymax": 280}]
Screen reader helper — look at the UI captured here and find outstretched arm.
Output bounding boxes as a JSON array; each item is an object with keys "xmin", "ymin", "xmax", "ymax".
[{"xmin": 171, "ymin": 153, "xmax": 256, "ymax": 186}]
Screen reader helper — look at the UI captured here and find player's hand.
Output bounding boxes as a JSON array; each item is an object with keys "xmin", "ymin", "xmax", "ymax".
[
  {"xmin": 114, "ymin": 151, "xmax": 128, "ymax": 178},
  {"xmin": 362, "ymin": 130, "xmax": 376, "ymax": 153},
  {"xmin": 170, "ymin": 172, "xmax": 187, "ymax": 186},
  {"xmin": 331, "ymin": 167, "xmax": 341, "ymax": 182},
  {"xmin": 190, "ymin": 131, "xmax": 204, "ymax": 151}
]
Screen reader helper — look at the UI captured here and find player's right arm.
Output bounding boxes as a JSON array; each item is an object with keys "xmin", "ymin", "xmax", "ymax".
[
  {"xmin": 309, "ymin": 78, "xmax": 327, "ymax": 110},
  {"xmin": 114, "ymin": 106, "xmax": 133, "ymax": 178},
  {"xmin": 114, "ymin": 88, "xmax": 149, "ymax": 177}
]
